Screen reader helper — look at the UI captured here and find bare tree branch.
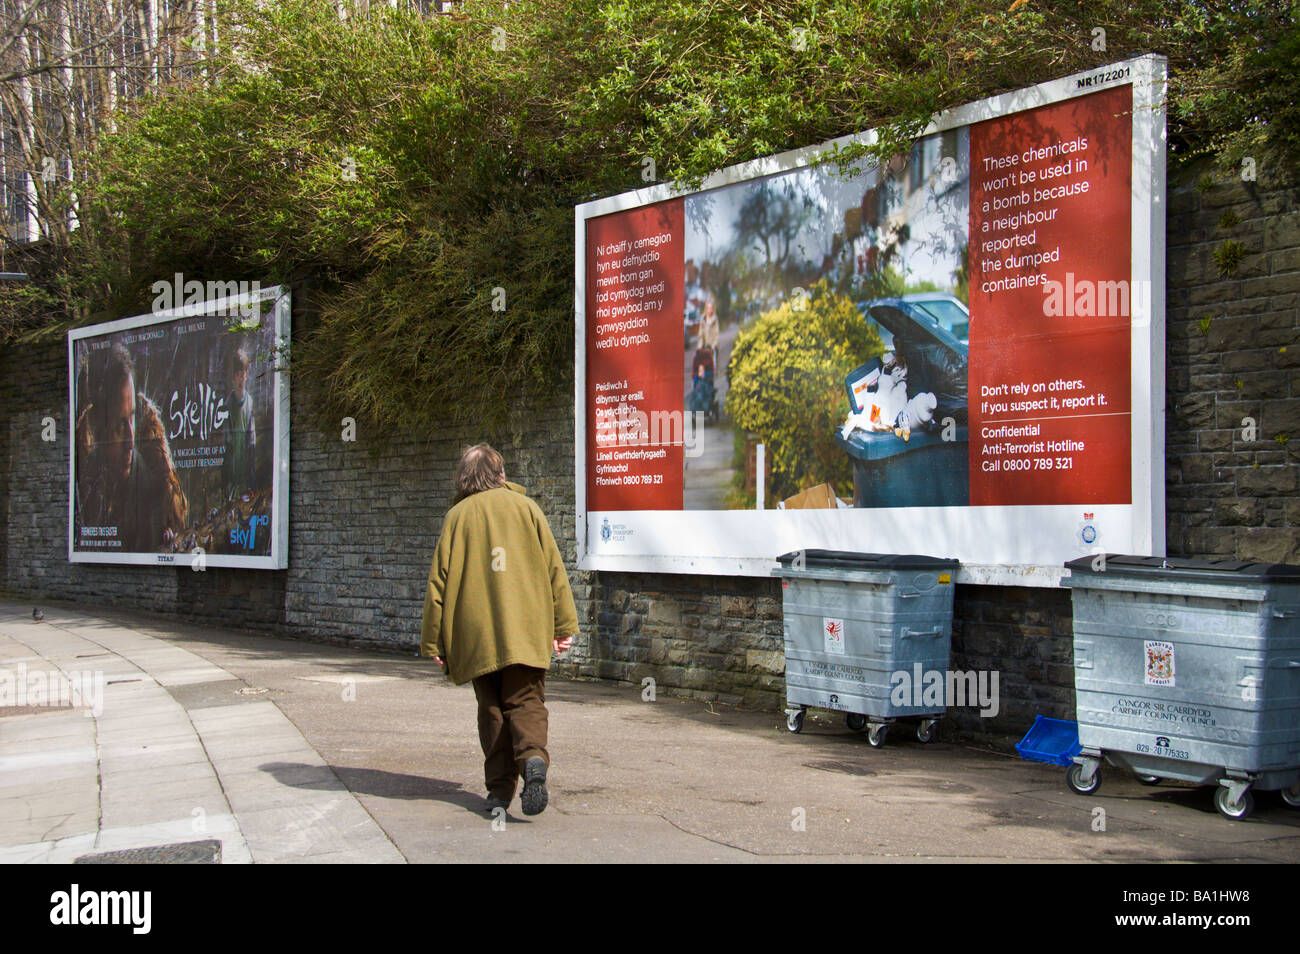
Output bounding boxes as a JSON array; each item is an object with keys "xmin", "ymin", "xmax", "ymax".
[{"xmin": 0, "ymin": 11, "xmax": 130, "ymax": 83}]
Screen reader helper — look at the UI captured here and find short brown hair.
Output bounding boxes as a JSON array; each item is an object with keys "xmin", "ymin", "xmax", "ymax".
[{"xmin": 453, "ymin": 443, "xmax": 505, "ymax": 502}]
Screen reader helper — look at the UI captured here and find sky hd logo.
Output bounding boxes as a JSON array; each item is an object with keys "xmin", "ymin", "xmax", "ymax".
[{"xmin": 229, "ymin": 514, "xmax": 269, "ymax": 550}]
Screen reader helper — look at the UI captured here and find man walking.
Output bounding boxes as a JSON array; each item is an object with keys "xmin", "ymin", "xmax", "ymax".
[{"xmin": 420, "ymin": 444, "xmax": 579, "ymax": 817}]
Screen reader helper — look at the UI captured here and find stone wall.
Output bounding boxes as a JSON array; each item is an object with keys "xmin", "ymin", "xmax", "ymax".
[
  {"xmin": 1164, "ymin": 175, "xmax": 1300, "ymax": 563},
  {"xmin": 0, "ymin": 301, "xmax": 578, "ymax": 650},
  {"xmin": 2, "ymin": 170, "xmax": 1297, "ymax": 743}
]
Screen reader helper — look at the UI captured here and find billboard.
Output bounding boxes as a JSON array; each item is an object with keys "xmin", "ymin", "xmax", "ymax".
[
  {"xmin": 575, "ymin": 56, "xmax": 1165, "ymax": 585},
  {"xmin": 67, "ymin": 283, "xmax": 290, "ymax": 569}
]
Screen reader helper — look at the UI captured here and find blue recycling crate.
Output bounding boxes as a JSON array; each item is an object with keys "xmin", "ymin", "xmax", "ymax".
[{"xmin": 1017, "ymin": 715, "xmax": 1082, "ymax": 766}]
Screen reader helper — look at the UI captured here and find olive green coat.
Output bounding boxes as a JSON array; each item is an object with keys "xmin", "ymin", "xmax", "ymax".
[{"xmin": 420, "ymin": 482, "xmax": 579, "ymax": 685}]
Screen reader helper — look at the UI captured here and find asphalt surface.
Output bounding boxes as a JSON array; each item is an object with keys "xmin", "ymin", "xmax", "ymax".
[{"xmin": 4, "ymin": 598, "xmax": 1299, "ymax": 863}]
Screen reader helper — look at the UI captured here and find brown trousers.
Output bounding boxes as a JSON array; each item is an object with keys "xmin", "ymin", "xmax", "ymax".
[{"xmin": 470, "ymin": 664, "xmax": 549, "ymax": 800}]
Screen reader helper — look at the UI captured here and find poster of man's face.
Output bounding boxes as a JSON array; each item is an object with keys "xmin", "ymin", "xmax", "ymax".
[{"xmin": 69, "ymin": 294, "xmax": 286, "ymax": 565}]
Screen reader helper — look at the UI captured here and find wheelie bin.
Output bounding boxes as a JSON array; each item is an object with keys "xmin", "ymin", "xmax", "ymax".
[
  {"xmin": 1063, "ymin": 555, "xmax": 1300, "ymax": 820},
  {"xmin": 776, "ymin": 550, "xmax": 958, "ymax": 747}
]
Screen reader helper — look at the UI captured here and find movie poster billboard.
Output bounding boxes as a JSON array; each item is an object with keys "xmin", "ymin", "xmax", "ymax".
[
  {"xmin": 575, "ymin": 56, "xmax": 1165, "ymax": 585},
  {"xmin": 67, "ymin": 284, "xmax": 290, "ymax": 569}
]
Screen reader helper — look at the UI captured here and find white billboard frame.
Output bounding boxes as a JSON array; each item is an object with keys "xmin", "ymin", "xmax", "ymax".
[
  {"xmin": 574, "ymin": 55, "xmax": 1166, "ymax": 587},
  {"xmin": 66, "ymin": 283, "xmax": 291, "ymax": 570}
]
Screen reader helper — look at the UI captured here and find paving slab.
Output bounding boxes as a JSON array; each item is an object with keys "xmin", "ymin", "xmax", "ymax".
[{"xmin": 0, "ymin": 602, "xmax": 403, "ymax": 865}]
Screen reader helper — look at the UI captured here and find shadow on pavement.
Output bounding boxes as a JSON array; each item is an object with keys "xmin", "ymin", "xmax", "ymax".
[{"xmin": 258, "ymin": 760, "xmax": 491, "ymax": 816}]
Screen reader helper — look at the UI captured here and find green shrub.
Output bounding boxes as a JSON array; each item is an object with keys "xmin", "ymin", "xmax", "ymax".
[
  {"xmin": 725, "ymin": 282, "xmax": 882, "ymax": 502},
  {"xmin": 7, "ymin": 0, "xmax": 1298, "ymax": 433}
]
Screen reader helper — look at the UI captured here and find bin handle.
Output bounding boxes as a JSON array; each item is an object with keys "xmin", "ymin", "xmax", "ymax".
[
  {"xmin": 899, "ymin": 592, "xmax": 922, "ymax": 599},
  {"xmin": 902, "ymin": 627, "xmax": 944, "ymax": 639},
  {"xmin": 1274, "ymin": 609, "xmax": 1296, "ymax": 619}
]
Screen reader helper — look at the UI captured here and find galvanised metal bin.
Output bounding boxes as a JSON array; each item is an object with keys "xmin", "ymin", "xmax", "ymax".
[
  {"xmin": 776, "ymin": 550, "xmax": 958, "ymax": 747},
  {"xmin": 1063, "ymin": 555, "xmax": 1300, "ymax": 820}
]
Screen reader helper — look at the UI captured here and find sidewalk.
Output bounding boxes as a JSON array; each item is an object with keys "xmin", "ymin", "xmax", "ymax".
[
  {"xmin": 0, "ymin": 602, "xmax": 401, "ymax": 863},
  {"xmin": 2, "ymin": 599, "xmax": 1298, "ymax": 863}
]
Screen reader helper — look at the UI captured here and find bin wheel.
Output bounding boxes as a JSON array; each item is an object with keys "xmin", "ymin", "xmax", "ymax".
[
  {"xmin": 1215, "ymin": 785, "xmax": 1254, "ymax": 821},
  {"xmin": 845, "ymin": 713, "xmax": 867, "ymax": 732},
  {"xmin": 1281, "ymin": 786, "xmax": 1300, "ymax": 809},
  {"xmin": 1066, "ymin": 763, "xmax": 1101, "ymax": 796},
  {"xmin": 867, "ymin": 725, "xmax": 888, "ymax": 748},
  {"xmin": 916, "ymin": 720, "xmax": 936, "ymax": 744},
  {"xmin": 786, "ymin": 710, "xmax": 805, "ymax": 734},
  {"xmin": 1134, "ymin": 773, "xmax": 1162, "ymax": 786}
]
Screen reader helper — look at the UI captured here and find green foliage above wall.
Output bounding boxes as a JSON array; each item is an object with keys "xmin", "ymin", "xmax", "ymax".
[{"xmin": 4, "ymin": 0, "xmax": 1297, "ymax": 433}]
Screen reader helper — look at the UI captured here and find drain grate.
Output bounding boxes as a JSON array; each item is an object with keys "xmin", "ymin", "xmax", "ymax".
[{"xmin": 74, "ymin": 840, "xmax": 222, "ymax": 864}]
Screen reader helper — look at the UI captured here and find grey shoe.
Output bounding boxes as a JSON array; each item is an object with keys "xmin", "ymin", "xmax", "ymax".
[
  {"xmin": 484, "ymin": 794, "xmax": 510, "ymax": 816},
  {"xmin": 520, "ymin": 757, "xmax": 548, "ymax": 816}
]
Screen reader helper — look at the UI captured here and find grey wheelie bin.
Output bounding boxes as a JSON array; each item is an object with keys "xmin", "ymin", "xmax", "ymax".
[
  {"xmin": 776, "ymin": 550, "xmax": 958, "ymax": 747},
  {"xmin": 1063, "ymin": 555, "xmax": 1300, "ymax": 820}
]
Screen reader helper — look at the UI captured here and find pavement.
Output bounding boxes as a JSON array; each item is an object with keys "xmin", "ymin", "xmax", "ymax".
[{"xmin": 2, "ymin": 598, "xmax": 1299, "ymax": 863}]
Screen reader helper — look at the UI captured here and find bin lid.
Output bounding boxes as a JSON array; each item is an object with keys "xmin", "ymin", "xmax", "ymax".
[
  {"xmin": 1064, "ymin": 554, "xmax": 1300, "ymax": 586},
  {"xmin": 778, "ymin": 549, "xmax": 958, "ymax": 571}
]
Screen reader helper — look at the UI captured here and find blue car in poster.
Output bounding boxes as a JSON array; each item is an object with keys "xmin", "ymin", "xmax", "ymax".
[{"xmin": 896, "ymin": 293, "xmax": 970, "ymax": 345}]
